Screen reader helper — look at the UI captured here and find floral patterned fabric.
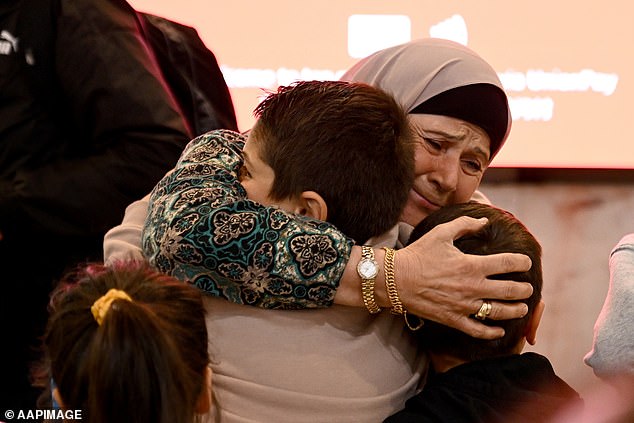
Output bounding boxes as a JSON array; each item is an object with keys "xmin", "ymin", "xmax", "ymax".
[{"xmin": 142, "ymin": 129, "xmax": 353, "ymax": 308}]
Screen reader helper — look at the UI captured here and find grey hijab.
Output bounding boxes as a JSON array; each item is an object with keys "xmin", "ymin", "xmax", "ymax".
[{"xmin": 341, "ymin": 38, "xmax": 511, "ymax": 159}]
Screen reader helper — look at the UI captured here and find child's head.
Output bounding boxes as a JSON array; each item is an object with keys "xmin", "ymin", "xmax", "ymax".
[
  {"xmin": 40, "ymin": 262, "xmax": 210, "ymax": 423},
  {"xmin": 408, "ymin": 202, "xmax": 544, "ymax": 362},
  {"xmin": 240, "ymin": 80, "xmax": 415, "ymax": 243}
]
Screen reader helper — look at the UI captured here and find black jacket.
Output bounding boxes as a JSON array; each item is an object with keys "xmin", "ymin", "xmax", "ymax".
[
  {"xmin": 0, "ymin": 0, "xmax": 191, "ymax": 242},
  {"xmin": 0, "ymin": 0, "xmax": 192, "ymax": 409},
  {"xmin": 385, "ymin": 353, "xmax": 582, "ymax": 423}
]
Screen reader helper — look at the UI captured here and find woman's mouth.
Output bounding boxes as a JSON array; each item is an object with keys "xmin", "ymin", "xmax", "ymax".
[{"xmin": 409, "ymin": 188, "xmax": 442, "ymax": 212}]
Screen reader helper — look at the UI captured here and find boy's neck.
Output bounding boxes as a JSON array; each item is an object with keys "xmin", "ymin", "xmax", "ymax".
[
  {"xmin": 428, "ymin": 341, "xmax": 526, "ymax": 373},
  {"xmin": 428, "ymin": 352, "xmax": 467, "ymax": 373}
]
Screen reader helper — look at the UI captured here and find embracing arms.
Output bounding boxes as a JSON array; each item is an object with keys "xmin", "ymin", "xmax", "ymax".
[
  {"xmin": 107, "ymin": 130, "xmax": 531, "ymax": 337},
  {"xmin": 141, "ymin": 130, "xmax": 353, "ymax": 308}
]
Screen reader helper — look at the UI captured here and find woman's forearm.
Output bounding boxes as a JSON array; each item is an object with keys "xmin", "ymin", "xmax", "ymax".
[{"xmin": 142, "ymin": 130, "xmax": 354, "ymax": 309}]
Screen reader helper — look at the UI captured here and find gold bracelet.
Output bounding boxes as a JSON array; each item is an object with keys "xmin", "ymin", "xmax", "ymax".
[
  {"xmin": 382, "ymin": 247, "xmax": 404, "ymax": 315},
  {"xmin": 404, "ymin": 310, "xmax": 424, "ymax": 331},
  {"xmin": 358, "ymin": 246, "xmax": 381, "ymax": 314}
]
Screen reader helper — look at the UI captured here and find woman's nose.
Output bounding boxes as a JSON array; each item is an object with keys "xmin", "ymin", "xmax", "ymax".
[{"xmin": 428, "ymin": 155, "xmax": 459, "ymax": 193}]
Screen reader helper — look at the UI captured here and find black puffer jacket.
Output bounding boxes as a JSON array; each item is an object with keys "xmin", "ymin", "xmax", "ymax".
[
  {"xmin": 0, "ymin": 0, "xmax": 194, "ymax": 410},
  {"xmin": 0, "ymin": 0, "xmax": 192, "ymax": 241}
]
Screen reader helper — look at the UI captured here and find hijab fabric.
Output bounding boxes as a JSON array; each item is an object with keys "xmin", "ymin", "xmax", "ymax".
[{"xmin": 341, "ymin": 38, "xmax": 511, "ymax": 159}]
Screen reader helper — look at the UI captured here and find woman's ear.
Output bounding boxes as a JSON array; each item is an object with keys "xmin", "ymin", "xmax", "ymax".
[
  {"xmin": 525, "ymin": 300, "xmax": 545, "ymax": 346},
  {"xmin": 195, "ymin": 366, "xmax": 213, "ymax": 414},
  {"xmin": 297, "ymin": 191, "xmax": 328, "ymax": 221}
]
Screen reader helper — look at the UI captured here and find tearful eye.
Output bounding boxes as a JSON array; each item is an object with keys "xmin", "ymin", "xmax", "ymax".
[
  {"xmin": 463, "ymin": 160, "xmax": 483, "ymax": 174},
  {"xmin": 423, "ymin": 137, "xmax": 442, "ymax": 152}
]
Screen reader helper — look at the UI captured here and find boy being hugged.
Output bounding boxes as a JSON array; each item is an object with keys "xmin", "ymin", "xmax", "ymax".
[
  {"xmin": 386, "ymin": 202, "xmax": 582, "ymax": 423},
  {"xmin": 143, "ymin": 80, "xmax": 415, "ymax": 307},
  {"xmin": 141, "ymin": 80, "xmax": 423, "ymax": 420}
]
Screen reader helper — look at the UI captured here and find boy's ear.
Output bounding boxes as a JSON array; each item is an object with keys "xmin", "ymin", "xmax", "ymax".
[
  {"xmin": 195, "ymin": 366, "xmax": 213, "ymax": 414},
  {"xmin": 525, "ymin": 300, "xmax": 545, "ymax": 346},
  {"xmin": 297, "ymin": 191, "xmax": 328, "ymax": 221}
]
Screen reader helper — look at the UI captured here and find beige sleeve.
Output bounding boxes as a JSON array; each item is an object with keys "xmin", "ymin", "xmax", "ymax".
[{"xmin": 103, "ymin": 194, "xmax": 150, "ymax": 265}]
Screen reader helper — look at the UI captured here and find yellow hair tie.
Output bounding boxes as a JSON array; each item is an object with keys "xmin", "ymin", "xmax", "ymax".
[{"xmin": 91, "ymin": 289, "xmax": 132, "ymax": 326}]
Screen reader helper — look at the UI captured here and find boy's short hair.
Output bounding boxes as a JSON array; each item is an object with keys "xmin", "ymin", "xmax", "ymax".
[
  {"xmin": 408, "ymin": 202, "xmax": 543, "ymax": 361},
  {"xmin": 252, "ymin": 80, "xmax": 414, "ymax": 243}
]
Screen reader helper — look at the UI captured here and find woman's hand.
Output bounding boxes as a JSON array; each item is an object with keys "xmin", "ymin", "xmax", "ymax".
[
  {"xmin": 392, "ymin": 216, "xmax": 532, "ymax": 339},
  {"xmin": 334, "ymin": 216, "xmax": 532, "ymax": 339}
]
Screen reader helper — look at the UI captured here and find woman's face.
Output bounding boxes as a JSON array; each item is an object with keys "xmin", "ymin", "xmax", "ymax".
[{"xmin": 400, "ymin": 114, "xmax": 492, "ymax": 226}]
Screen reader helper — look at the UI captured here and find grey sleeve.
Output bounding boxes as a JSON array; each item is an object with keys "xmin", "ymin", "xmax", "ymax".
[{"xmin": 584, "ymin": 233, "xmax": 634, "ymax": 378}]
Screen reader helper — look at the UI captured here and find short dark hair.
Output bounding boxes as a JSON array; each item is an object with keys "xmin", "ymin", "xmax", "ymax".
[
  {"xmin": 38, "ymin": 262, "xmax": 209, "ymax": 423},
  {"xmin": 407, "ymin": 202, "xmax": 543, "ymax": 361},
  {"xmin": 252, "ymin": 80, "xmax": 414, "ymax": 243}
]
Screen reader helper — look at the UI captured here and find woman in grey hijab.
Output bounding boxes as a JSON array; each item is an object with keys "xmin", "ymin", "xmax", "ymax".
[
  {"xmin": 341, "ymin": 38, "xmax": 510, "ymax": 229},
  {"xmin": 103, "ymin": 38, "xmax": 531, "ymax": 420},
  {"xmin": 105, "ymin": 37, "xmax": 529, "ymax": 338}
]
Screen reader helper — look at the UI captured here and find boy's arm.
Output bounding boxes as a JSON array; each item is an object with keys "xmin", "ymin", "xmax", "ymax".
[{"xmin": 142, "ymin": 129, "xmax": 354, "ymax": 308}]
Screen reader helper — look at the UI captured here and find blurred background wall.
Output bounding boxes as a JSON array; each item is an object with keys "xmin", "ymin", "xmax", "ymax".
[{"xmin": 481, "ymin": 172, "xmax": 633, "ymax": 397}]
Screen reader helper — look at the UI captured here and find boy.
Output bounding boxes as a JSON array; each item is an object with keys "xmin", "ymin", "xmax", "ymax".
[
  {"xmin": 386, "ymin": 202, "xmax": 581, "ymax": 423},
  {"xmin": 143, "ymin": 80, "xmax": 414, "ymax": 306},
  {"xmin": 141, "ymin": 80, "xmax": 424, "ymax": 421}
]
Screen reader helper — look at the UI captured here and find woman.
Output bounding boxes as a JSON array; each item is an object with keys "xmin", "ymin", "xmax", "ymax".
[
  {"xmin": 104, "ymin": 38, "xmax": 532, "ymax": 420},
  {"xmin": 105, "ymin": 38, "xmax": 530, "ymax": 335}
]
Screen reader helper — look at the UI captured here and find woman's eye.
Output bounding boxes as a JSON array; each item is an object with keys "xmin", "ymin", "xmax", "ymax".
[
  {"xmin": 423, "ymin": 137, "xmax": 442, "ymax": 151},
  {"xmin": 463, "ymin": 160, "xmax": 483, "ymax": 174}
]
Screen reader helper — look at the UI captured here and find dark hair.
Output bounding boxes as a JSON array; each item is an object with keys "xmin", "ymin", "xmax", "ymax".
[
  {"xmin": 37, "ymin": 261, "xmax": 209, "ymax": 423},
  {"xmin": 252, "ymin": 80, "xmax": 415, "ymax": 243},
  {"xmin": 408, "ymin": 202, "xmax": 543, "ymax": 361}
]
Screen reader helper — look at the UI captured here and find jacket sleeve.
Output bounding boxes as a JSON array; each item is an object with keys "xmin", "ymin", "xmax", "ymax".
[
  {"xmin": 0, "ymin": 0, "xmax": 191, "ymax": 240},
  {"xmin": 584, "ymin": 233, "xmax": 634, "ymax": 378},
  {"xmin": 143, "ymin": 130, "xmax": 354, "ymax": 309}
]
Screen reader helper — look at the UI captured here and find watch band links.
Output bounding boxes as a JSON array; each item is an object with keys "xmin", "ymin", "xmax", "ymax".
[{"xmin": 360, "ymin": 246, "xmax": 381, "ymax": 314}]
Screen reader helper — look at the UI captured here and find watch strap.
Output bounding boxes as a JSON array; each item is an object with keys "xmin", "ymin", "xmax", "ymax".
[{"xmin": 359, "ymin": 246, "xmax": 381, "ymax": 314}]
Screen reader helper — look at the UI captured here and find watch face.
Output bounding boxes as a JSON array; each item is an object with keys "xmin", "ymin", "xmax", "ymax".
[{"xmin": 357, "ymin": 258, "xmax": 379, "ymax": 279}]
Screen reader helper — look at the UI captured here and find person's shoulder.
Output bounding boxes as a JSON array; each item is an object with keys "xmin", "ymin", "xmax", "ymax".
[
  {"xmin": 182, "ymin": 129, "xmax": 245, "ymax": 156},
  {"xmin": 612, "ymin": 233, "xmax": 634, "ymax": 256}
]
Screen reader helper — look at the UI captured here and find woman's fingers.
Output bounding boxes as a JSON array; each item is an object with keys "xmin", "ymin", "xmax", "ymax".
[
  {"xmin": 471, "ymin": 299, "xmax": 529, "ymax": 321},
  {"xmin": 450, "ymin": 316, "xmax": 506, "ymax": 340},
  {"xmin": 475, "ymin": 252, "xmax": 533, "ymax": 287},
  {"xmin": 396, "ymin": 217, "xmax": 536, "ymax": 339}
]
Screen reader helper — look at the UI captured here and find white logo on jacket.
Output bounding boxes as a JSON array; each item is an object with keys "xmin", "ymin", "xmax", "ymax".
[{"xmin": 0, "ymin": 30, "xmax": 19, "ymax": 55}]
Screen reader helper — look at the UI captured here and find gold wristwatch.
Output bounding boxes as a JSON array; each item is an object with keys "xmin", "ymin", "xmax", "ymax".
[{"xmin": 357, "ymin": 246, "xmax": 381, "ymax": 314}]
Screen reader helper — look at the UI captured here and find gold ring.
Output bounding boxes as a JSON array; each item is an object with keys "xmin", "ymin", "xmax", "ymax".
[{"xmin": 474, "ymin": 300, "xmax": 492, "ymax": 320}]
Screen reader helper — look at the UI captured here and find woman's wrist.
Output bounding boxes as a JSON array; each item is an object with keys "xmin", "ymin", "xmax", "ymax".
[
  {"xmin": 334, "ymin": 245, "xmax": 389, "ymax": 308},
  {"xmin": 334, "ymin": 245, "xmax": 424, "ymax": 329}
]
